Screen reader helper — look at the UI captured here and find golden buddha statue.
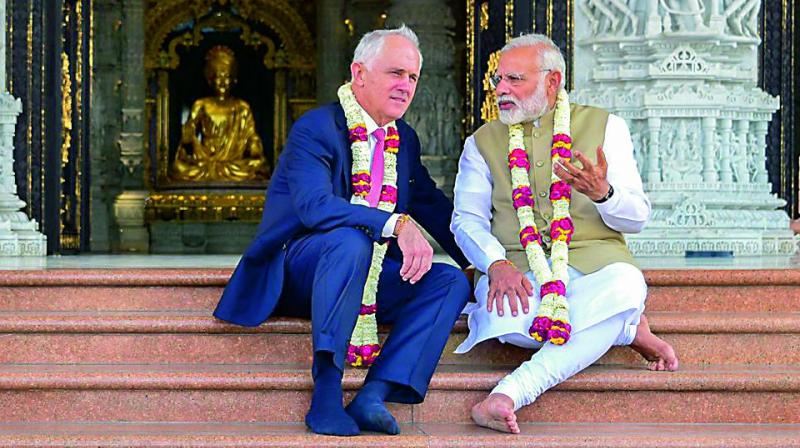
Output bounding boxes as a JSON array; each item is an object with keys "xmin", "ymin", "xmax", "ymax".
[{"xmin": 171, "ymin": 45, "xmax": 268, "ymax": 182}]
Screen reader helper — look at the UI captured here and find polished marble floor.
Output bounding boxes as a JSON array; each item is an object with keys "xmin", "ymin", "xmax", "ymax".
[{"xmin": 1, "ymin": 253, "xmax": 799, "ymax": 270}]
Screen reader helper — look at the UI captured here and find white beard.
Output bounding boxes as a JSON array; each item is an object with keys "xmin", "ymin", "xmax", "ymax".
[{"xmin": 498, "ymin": 81, "xmax": 550, "ymax": 125}]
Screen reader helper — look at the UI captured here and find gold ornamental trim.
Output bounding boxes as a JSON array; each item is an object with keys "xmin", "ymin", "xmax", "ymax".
[
  {"xmin": 146, "ymin": 193, "xmax": 266, "ymax": 222},
  {"xmin": 144, "ymin": 0, "xmax": 314, "ymax": 70},
  {"xmin": 481, "ymin": 50, "xmax": 501, "ymax": 124}
]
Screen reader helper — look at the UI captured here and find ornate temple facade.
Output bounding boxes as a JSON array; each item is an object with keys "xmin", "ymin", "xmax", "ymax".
[{"xmin": 0, "ymin": 0, "xmax": 796, "ymax": 255}]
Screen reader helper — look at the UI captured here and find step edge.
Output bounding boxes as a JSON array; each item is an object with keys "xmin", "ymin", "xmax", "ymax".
[{"xmin": 2, "ymin": 268, "xmax": 800, "ymax": 287}]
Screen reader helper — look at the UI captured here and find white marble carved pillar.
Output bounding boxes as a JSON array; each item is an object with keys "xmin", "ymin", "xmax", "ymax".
[
  {"xmin": 573, "ymin": 0, "xmax": 794, "ymax": 256},
  {"xmin": 0, "ymin": 0, "xmax": 46, "ymax": 255}
]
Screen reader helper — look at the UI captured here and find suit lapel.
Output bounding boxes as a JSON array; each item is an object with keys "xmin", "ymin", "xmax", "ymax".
[
  {"xmin": 396, "ymin": 123, "xmax": 410, "ymax": 212},
  {"xmin": 334, "ymin": 104, "xmax": 353, "ymax": 198}
]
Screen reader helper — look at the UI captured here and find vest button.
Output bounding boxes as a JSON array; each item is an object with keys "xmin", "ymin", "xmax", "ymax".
[
  {"xmin": 544, "ymin": 236, "xmax": 552, "ymax": 243},
  {"xmin": 536, "ymin": 160, "xmax": 544, "ymax": 167},
  {"xmin": 533, "ymin": 131, "xmax": 541, "ymax": 138},
  {"xmin": 538, "ymin": 191, "xmax": 547, "ymax": 198}
]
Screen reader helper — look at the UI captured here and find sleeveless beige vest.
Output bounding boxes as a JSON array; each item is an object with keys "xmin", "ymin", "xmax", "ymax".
[{"xmin": 473, "ymin": 104, "xmax": 635, "ymax": 275}]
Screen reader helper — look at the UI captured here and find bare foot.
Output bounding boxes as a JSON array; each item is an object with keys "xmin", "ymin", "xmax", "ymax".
[
  {"xmin": 630, "ymin": 315, "xmax": 679, "ymax": 371},
  {"xmin": 471, "ymin": 393, "xmax": 520, "ymax": 434}
]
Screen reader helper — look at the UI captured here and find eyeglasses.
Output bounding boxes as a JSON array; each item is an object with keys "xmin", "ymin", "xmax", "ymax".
[{"xmin": 489, "ymin": 69, "xmax": 552, "ymax": 89}]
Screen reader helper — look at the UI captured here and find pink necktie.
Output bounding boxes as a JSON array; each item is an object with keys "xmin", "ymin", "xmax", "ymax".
[{"xmin": 366, "ymin": 128, "xmax": 385, "ymax": 207}]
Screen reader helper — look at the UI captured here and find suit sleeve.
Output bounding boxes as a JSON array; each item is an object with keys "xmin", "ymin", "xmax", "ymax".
[
  {"xmin": 404, "ymin": 129, "xmax": 470, "ymax": 269},
  {"xmin": 284, "ymin": 116, "xmax": 391, "ymax": 241}
]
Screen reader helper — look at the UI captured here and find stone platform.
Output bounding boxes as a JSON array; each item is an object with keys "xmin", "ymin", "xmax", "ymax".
[{"xmin": 0, "ymin": 256, "xmax": 799, "ymax": 446}]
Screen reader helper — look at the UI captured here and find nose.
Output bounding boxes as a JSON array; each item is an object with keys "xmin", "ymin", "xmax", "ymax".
[
  {"xmin": 494, "ymin": 79, "xmax": 511, "ymax": 96},
  {"xmin": 397, "ymin": 75, "xmax": 412, "ymax": 92}
]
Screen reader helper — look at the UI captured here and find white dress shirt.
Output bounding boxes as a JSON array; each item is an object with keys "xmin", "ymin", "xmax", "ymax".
[
  {"xmin": 450, "ymin": 114, "xmax": 651, "ymax": 273},
  {"xmin": 349, "ymin": 104, "xmax": 401, "ymax": 238}
]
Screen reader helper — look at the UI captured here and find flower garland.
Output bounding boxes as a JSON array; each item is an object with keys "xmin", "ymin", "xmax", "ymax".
[
  {"xmin": 508, "ymin": 89, "xmax": 574, "ymax": 345},
  {"xmin": 338, "ymin": 82, "xmax": 400, "ymax": 367}
]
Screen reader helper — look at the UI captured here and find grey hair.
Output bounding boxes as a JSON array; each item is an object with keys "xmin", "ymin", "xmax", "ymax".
[
  {"xmin": 351, "ymin": 25, "xmax": 423, "ymax": 72},
  {"xmin": 501, "ymin": 33, "xmax": 566, "ymax": 90}
]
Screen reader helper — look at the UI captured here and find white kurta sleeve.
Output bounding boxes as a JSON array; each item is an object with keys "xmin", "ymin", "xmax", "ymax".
[
  {"xmin": 451, "ymin": 136, "xmax": 507, "ymax": 273},
  {"xmin": 594, "ymin": 114, "xmax": 651, "ymax": 234}
]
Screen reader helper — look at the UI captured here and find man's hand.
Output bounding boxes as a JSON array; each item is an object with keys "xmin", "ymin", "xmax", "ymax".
[
  {"xmin": 553, "ymin": 145, "xmax": 611, "ymax": 201},
  {"xmin": 487, "ymin": 261, "xmax": 533, "ymax": 317},
  {"xmin": 396, "ymin": 219, "xmax": 433, "ymax": 284}
]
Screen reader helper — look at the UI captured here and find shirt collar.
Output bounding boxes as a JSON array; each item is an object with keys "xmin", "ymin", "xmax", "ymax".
[{"xmin": 355, "ymin": 100, "xmax": 388, "ymax": 136}]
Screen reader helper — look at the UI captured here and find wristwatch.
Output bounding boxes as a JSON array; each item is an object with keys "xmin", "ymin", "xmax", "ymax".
[{"xmin": 593, "ymin": 184, "xmax": 614, "ymax": 204}]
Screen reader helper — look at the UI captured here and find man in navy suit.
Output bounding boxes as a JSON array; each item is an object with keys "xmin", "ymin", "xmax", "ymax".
[{"xmin": 214, "ymin": 25, "xmax": 470, "ymax": 436}]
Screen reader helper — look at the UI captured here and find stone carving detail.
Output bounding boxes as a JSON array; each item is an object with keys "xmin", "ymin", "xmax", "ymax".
[
  {"xmin": 387, "ymin": 0, "xmax": 463, "ymax": 196},
  {"xmin": 580, "ymin": 0, "xmax": 764, "ymax": 38},
  {"xmin": 579, "ymin": 0, "xmax": 639, "ymax": 37},
  {"xmin": 574, "ymin": 0, "xmax": 794, "ymax": 256},
  {"xmin": 666, "ymin": 196, "xmax": 713, "ymax": 227},
  {"xmin": 660, "ymin": 46, "xmax": 709, "ymax": 74}
]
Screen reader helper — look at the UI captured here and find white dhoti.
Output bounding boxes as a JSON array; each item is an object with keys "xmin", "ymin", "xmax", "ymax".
[{"xmin": 454, "ymin": 262, "xmax": 647, "ymax": 410}]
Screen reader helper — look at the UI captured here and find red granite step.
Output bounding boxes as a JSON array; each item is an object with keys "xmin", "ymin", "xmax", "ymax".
[
  {"xmin": 0, "ymin": 364, "xmax": 797, "ymax": 424},
  {"xmin": 1, "ymin": 422, "xmax": 799, "ymax": 447},
  {"xmin": 1, "ymin": 269, "xmax": 799, "ymax": 313},
  {"xmin": 1, "ymin": 311, "xmax": 798, "ymax": 365}
]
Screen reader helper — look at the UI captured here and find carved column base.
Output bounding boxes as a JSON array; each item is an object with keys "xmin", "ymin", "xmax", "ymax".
[
  {"xmin": 113, "ymin": 191, "xmax": 150, "ymax": 252},
  {"xmin": 627, "ymin": 192, "xmax": 796, "ymax": 257},
  {"xmin": 0, "ymin": 209, "xmax": 47, "ymax": 256}
]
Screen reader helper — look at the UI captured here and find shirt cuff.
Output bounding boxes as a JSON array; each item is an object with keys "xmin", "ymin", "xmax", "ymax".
[
  {"xmin": 478, "ymin": 250, "xmax": 508, "ymax": 274},
  {"xmin": 381, "ymin": 213, "xmax": 402, "ymax": 238}
]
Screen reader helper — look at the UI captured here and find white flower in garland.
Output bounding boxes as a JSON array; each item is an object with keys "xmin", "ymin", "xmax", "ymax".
[{"xmin": 337, "ymin": 82, "xmax": 400, "ymax": 366}]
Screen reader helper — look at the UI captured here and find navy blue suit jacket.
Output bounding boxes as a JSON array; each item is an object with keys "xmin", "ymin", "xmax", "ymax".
[{"xmin": 214, "ymin": 103, "xmax": 469, "ymax": 327}]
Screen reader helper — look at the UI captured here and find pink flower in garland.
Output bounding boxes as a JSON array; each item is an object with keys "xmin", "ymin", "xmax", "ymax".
[
  {"xmin": 351, "ymin": 171, "xmax": 372, "ymax": 197},
  {"xmin": 548, "ymin": 320, "xmax": 572, "ymax": 344},
  {"xmin": 530, "ymin": 316, "xmax": 553, "ymax": 341},
  {"xmin": 360, "ymin": 304, "xmax": 378, "ymax": 315},
  {"xmin": 552, "ymin": 134, "xmax": 572, "ymax": 144},
  {"xmin": 512, "ymin": 186, "xmax": 534, "ymax": 209},
  {"xmin": 540, "ymin": 279, "xmax": 566, "ymax": 298},
  {"xmin": 346, "ymin": 343, "xmax": 381, "ymax": 366},
  {"xmin": 550, "ymin": 181, "xmax": 571, "ymax": 201},
  {"xmin": 385, "ymin": 128, "xmax": 400, "ymax": 153},
  {"xmin": 508, "ymin": 148, "xmax": 530, "ymax": 170},
  {"xmin": 550, "ymin": 217, "xmax": 575, "ymax": 244},
  {"xmin": 380, "ymin": 185, "xmax": 398, "ymax": 203},
  {"xmin": 551, "ymin": 134, "xmax": 572, "ymax": 159},
  {"xmin": 519, "ymin": 226, "xmax": 543, "ymax": 248},
  {"xmin": 349, "ymin": 125, "xmax": 368, "ymax": 143}
]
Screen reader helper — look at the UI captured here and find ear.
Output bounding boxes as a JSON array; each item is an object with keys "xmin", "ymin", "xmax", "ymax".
[
  {"xmin": 548, "ymin": 70, "xmax": 563, "ymax": 95},
  {"xmin": 350, "ymin": 62, "xmax": 366, "ymax": 87}
]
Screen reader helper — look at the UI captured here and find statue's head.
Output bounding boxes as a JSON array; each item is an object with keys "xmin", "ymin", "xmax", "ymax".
[
  {"xmin": 204, "ymin": 46, "xmax": 238, "ymax": 97},
  {"xmin": 493, "ymin": 33, "xmax": 565, "ymax": 125},
  {"xmin": 349, "ymin": 25, "xmax": 423, "ymax": 126}
]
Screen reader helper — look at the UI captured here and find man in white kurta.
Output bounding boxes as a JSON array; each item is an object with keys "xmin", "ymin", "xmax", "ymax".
[{"xmin": 451, "ymin": 33, "xmax": 678, "ymax": 434}]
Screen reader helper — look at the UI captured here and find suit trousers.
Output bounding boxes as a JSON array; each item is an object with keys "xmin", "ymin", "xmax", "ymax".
[{"xmin": 275, "ymin": 227, "xmax": 470, "ymax": 404}]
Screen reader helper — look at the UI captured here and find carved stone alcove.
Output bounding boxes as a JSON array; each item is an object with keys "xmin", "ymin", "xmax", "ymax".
[{"xmin": 143, "ymin": 0, "xmax": 315, "ymax": 253}]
